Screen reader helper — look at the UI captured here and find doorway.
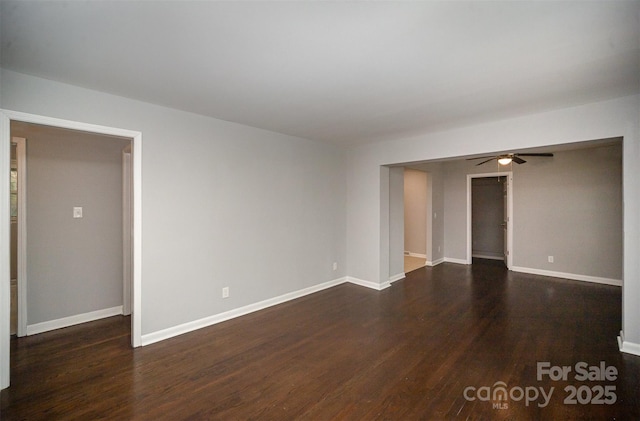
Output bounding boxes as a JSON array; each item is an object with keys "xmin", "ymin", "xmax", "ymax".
[
  {"xmin": 1, "ymin": 110, "xmax": 143, "ymax": 390},
  {"xmin": 404, "ymin": 168, "xmax": 428, "ymax": 273},
  {"xmin": 467, "ymin": 172, "xmax": 513, "ymax": 268},
  {"xmin": 10, "ymin": 121, "xmax": 132, "ymax": 338},
  {"xmin": 9, "ymin": 137, "xmax": 26, "ymax": 337},
  {"xmin": 10, "ymin": 142, "xmax": 17, "ymax": 335}
]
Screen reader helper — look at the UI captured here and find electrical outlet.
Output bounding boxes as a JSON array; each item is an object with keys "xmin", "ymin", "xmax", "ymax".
[
  {"xmin": 548, "ymin": 256, "xmax": 554, "ymax": 263},
  {"xmin": 333, "ymin": 262, "xmax": 338, "ymax": 271},
  {"xmin": 73, "ymin": 207, "xmax": 83, "ymax": 218},
  {"xmin": 222, "ymin": 287, "xmax": 229, "ymax": 298}
]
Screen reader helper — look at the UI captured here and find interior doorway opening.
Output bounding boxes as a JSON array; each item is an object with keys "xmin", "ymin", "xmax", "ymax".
[
  {"xmin": 403, "ymin": 168, "xmax": 428, "ymax": 273},
  {"xmin": 471, "ymin": 176, "xmax": 507, "ymax": 263},
  {"xmin": 467, "ymin": 172, "xmax": 513, "ymax": 268},
  {"xmin": 9, "ymin": 137, "xmax": 25, "ymax": 336},
  {"xmin": 1, "ymin": 110, "xmax": 142, "ymax": 391},
  {"xmin": 9, "ymin": 121, "xmax": 132, "ymax": 340}
]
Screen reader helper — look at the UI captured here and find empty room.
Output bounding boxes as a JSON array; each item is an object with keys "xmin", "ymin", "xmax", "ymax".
[{"xmin": 1, "ymin": 1, "xmax": 639, "ymax": 419}]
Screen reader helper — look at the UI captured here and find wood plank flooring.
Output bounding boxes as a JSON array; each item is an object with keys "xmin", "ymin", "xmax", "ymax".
[
  {"xmin": 2, "ymin": 259, "xmax": 639, "ymax": 420},
  {"xmin": 404, "ymin": 255, "xmax": 426, "ymax": 273}
]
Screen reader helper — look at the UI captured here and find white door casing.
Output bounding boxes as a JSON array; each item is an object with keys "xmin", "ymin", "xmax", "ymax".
[
  {"xmin": 11, "ymin": 137, "xmax": 27, "ymax": 337},
  {"xmin": 503, "ymin": 176, "xmax": 509, "ymax": 266},
  {"xmin": 0, "ymin": 110, "xmax": 143, "ymax": 391},
  {"xmin": 467, "ymin": 171, "xmax": 513, "ymax": 268},
  {"xmin": 122, "ymin": 146, "xmax": 132, "ymax": 316}
]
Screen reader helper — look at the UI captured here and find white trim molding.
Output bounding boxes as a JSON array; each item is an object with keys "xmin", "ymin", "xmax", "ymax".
[
  {"xmin": 11, "ymin": 137, "xmax": 27, "ymax": 337},
  {"xmin": 142, "ymin": 276, "xmax": 392, "ymax": 346},
  {"xmin": 142, "ymin": 277, "xmax": 347, "ymax": 346},
  {"xmin": 618, "ymin": 331, "xmax": 640, "ymax": 357},
  {"xmin": 347, "ymin": 276, "xmax": 392, "ymax": 291},
  {"xmin": 0, "ymin": 109, "xmax": 143, "ymax": 350},
  {"xmin": 467, "ymin": 172, "xmax": 513, "ymax": 269},
  {"xmin": 427, "ymin": 258, "xmax": 445, "ymax": 267},
  {"xmin": 1, "ymin": 111, "xmax": 10, "ymax": 389},
  {"xmin": 511, "ymin": 266, "xmax": 622, "ymax": 287},
  {"xmin": 27, "ymin": 306, "xmax": 123, "ymax": 336},
  {"xmin": 444, "ymin": 257, "xmax": 469, "ymax": 265},
  {"xmin": 389, "ymin": 273, "xmax": 406, "ymax": 283},
  {"xmin": 404, "ymin": 252, "xmax": 427, "ymax": 259}
]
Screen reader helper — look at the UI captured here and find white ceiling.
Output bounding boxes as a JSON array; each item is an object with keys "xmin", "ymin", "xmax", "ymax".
[{"xmin": 1, "ymin": 1, "xmax": 638, "ymax": 147}]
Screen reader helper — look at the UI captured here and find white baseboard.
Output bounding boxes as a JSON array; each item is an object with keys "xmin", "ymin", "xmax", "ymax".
[
  {"xmin": 404, "ymin": 252, "xmax": 427, "ymax": 259},
  {"xmin": 141, "ymin": 275, "xmax": 394, "ymax": 347},
  {"xmin": 346, "ymin": 276, "xmax": 391, "ymax": 291},
  {"xmin": 444, "ymin": 257, "xmax": 469, "ymax": 265},
  {"xmin": 142, "ymin": 277, "xmax": 347, "ymax": 346},
  {"xmin": 389, "ymin": 273, "xmax": 405, "ymax": 283},
  {"xmin": 618, "ymin": 331, "xmax": 640, "ymax": 356},
  {"xmin": 511, "ymin": 266, "xmax": 622, "ymax": 287},
  {"xmin": 427, "ymin": 258, "xmax": 444, "ymax": 267},
  {"xmin": 472, "ymin": 253, "xmax": 504, "ymax": 261},
  {"xmin": 27, "ymin": 305, "xmax": 123, "ymax": 336}
]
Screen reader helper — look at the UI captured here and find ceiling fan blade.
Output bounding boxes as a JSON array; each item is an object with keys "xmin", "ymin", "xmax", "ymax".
[
  {"xmin": 512, "ymin": 156, "xmax": 526, "ymax": 164},
  {"xmin": 466, "ymin": 155, "xmax": 497, "ymax": 161},
  {"xmin": 515, "ymin": 153, "xmax": 554, "ymax": 157},
  {"xmin": 475, "ymin": 158, "xmax": 496, "ymax": 166}
]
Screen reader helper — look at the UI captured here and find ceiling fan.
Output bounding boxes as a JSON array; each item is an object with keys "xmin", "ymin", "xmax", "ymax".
[{"xmin": 467, "ymin": 152, "xmax": 554, "ymax": 166}]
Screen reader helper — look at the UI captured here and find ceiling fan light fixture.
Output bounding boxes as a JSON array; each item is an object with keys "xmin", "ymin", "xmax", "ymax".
[{"xmin": 498, "ymin": 157, "xmax": 512, "ymax": 165}]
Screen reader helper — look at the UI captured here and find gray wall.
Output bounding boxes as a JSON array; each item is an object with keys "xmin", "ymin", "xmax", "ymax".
[
  {"xmin": 428, "ymin": 166, "xmax": 445, "ymax": 264},
  {"xmin": 0, "ymin": 69, "xmax": 632, "ymax": 343},
  {"xmin": 514, "ymin": 144, "xmax": 622, "ymax": 278},
  {"xmin": 345, "ymin": 94, "xmax": 638, "ymax": 345},
  {"xmin": 471, "ymin": 177, "xmax": 505, "ymax": 259},
  {"xmin": 403, "ymin": 169, "xmax": 427, "ymax": 256},
  {"xmin": 11, "ymin": 122, "xmax": 130, "ymax": 324},
  {"xmin": 1, "ymin": 69, "xmax": 347, "ymax": 335},
  {"xmin": 425, "ymin": 143, "xmax": 622, "ymax": 279},
  {"xmin": 442, "ymin": 162, "xmax": 469, "ymax": 260},
  {"xmin": 388, "ymin": 167, "xmax": 404, "ymax": 277}
]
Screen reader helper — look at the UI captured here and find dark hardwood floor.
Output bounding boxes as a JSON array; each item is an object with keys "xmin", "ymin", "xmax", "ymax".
[{"xmin": 2, "ymin": 260, "xmax": 638, "ymax": 420}]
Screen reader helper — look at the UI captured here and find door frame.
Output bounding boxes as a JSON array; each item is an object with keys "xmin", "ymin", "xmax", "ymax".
[
  {"xmin": 11, "ymin": 137, "xmax": 27, "ymax": 337},
  {"xmin": 466, "ymin": 171, "xmax": 513, "ymax": 268},
  {"xmin": 122, "ymin": 145, "xmax": 132, "ymax": 316},
  {"xmin": 0, "ymin": 110, "xmax": 143, "ymax": 390}
]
